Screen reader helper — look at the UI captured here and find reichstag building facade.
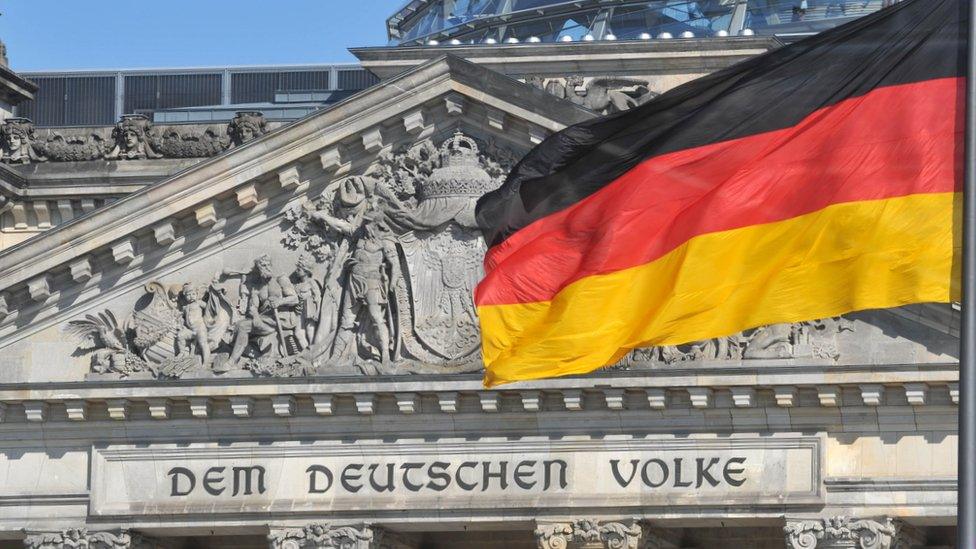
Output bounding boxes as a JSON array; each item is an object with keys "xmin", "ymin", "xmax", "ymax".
[{"xmin": 0, "ymin": 0, "xmax": 960, "ymax": 547}]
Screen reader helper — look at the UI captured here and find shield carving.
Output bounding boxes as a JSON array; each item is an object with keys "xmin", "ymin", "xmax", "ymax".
[{"xmin": 398, "ymin": 223, "xmax": 483, "ymax": 361}]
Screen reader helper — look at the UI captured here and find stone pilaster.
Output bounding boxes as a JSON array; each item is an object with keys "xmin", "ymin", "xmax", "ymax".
[
  {"xmin": 23, "ymin": 530, "xmax": 162, "ymax": 549},
  {"xmin": 268, "ymin": 525, "xmax": 417, "ymax": 549},
  {"xmin": 784, "ymin": 517, "xmax": 924, "ymax": 549},
  {"xmin": 535, "ymin": 519, "xmax": 645, "ymax": 549}
]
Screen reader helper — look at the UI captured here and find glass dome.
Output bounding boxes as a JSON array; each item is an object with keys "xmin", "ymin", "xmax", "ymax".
[{"xmin": 386, "ymin": 0, "xmax": 889, "ymax": 45}]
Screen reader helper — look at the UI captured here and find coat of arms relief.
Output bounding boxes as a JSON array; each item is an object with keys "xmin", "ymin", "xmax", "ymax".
[{"xmin": 67, "ymin": 131, "xmax": 858, "ymax": 380}]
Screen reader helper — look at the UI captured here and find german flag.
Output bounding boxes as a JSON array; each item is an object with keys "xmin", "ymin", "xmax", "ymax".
[{"xmin": 474, "ymin": 0, "xmax": 964, "ymax": 387}]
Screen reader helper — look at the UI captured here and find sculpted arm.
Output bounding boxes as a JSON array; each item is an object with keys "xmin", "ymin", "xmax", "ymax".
[{"xmin": 277, "ymin": 277, "xmax": 300, "ymax": 308}]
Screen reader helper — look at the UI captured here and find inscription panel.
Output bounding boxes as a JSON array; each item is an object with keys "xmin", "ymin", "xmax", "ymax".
[{"xmin": 89, "ymin": 437, "xmax": 821, "ymax": 516}]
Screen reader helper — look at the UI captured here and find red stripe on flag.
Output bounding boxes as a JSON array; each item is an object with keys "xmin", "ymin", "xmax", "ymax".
[{"xmin": 476, "ymin": 77, "xmax": 963, "ymax": 307}]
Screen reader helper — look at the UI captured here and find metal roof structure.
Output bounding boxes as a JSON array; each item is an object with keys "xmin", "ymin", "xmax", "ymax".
[{"xmin": 386, "ymin": 0, "xmax": 885, "ymax": 46}]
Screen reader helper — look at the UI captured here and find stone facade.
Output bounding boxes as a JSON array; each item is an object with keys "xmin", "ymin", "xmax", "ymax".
[{"xmin": 0, "ymin": 35, "xmax": 960, "ymax": 549}]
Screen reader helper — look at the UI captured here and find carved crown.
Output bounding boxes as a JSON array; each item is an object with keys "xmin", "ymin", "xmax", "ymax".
[{"xmin": 417, "ymin": 132, "xmax": 495, "ymax": 201}]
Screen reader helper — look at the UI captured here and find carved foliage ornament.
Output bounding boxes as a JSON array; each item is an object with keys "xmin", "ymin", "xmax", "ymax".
[
  {"xmin": 535, "ymin": 519, "xmax": 644, "ymax": 549},
  {"xmin": 784, "ymin": 517, "xmax": 900, "ymax": 549},
  {"xmin": 22, "ymin": 529, "xmax": 158, "ymax": 549},
  {"xmin": 269, "ymin": 524, "xmax": 375, "ymax": 549},
  {"xmin": 4, "ymin": 111, "xmax": 267, "ymax": 164}
]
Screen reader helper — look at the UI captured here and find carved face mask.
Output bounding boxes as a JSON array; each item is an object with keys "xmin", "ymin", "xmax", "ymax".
[{"xmin": 7, "ymin": 133, "xmax": 22, "ymax": 152}]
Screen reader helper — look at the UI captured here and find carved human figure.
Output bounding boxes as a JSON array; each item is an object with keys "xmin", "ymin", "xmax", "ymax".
[
  {"xmin": 180, "ymin": 283, "xmax": 212, "ymax": 365},
  {"xmin": 334, "ymin": 210, "xmax": 402, "ymax": 365},
  {"xmin": 227, "ymin": 255, "xmax": 301, "ymax": 367},
  {"xmin": 1, "ymin": 117, "xmax": 45, "ymax": 164},
  {"xmin": 308, "ymin": 175, "xmax": 406, "ymax": 365},
  {"xmin": 291, "ymin": 254, "xmax": 322, "ymax": 351},
  {"xmin": 556, "ymin": 75, "xmax": 657, "ymax": 114},
  {"xmin": 227, "ymin": 111, "xmax": 268, "ymax": 147},
  {"xmin": 106, "ymin": 114, "xmax": 162, "ymax": 160}
]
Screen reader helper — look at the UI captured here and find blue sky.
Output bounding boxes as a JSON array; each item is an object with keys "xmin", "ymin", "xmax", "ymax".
[{"xmin": 2, "ymin": 0, "xmax": 406, "ymax": 71}]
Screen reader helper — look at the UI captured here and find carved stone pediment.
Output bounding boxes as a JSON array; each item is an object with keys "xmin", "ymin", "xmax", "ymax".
[{"xmin": 0, "ymin": 55, "xmax": 593, "ymax": 384}]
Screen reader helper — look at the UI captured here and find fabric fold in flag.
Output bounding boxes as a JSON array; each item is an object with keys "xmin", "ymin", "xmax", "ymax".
[{"xmin": 474, "ymin": 0, "xmax": 965, "ymax": 387}]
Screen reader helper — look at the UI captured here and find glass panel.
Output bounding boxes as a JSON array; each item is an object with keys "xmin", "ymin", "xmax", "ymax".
[
  {"xmin": 744, "ymin": 0, "xmax": 883, "ymax": 33},
  {"xmin": 512, "ymin": 0, "xmax": 568, "ymax": 11},
  {"xmin": 606, "ymin": 1, "xmax": 734, "ymax": 38}
]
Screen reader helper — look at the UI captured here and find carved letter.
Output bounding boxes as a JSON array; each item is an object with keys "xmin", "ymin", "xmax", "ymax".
[
  {"xmin": 673, "ymin": 458, "xmax": 693, "ymax": 488},
  {"xmin": 641, "ymin": 459, "xmax": 669, "ymax": 488},
  {"xmin": 342, "ymin": 464, "xmax": 364, "ymax": 493},
  {"xmin": 514, "ymin": 460, "xmax": 538, "ymax": 490},
  {"xmin": 456, "ymin": 461, "xmax": 479, "ymax": 491},
  {"xmin": 610, "ymin": 459, "xmax": 640, "ymax": 487},
  {"xmin": 427, "ymin": 462, "xmax": 451, "ymax": 491},
  {"xmin": 232, "ymin": 466, "xmax": 266, "ymax": 496},
  {"xmin": 543, "ymin": 459, "xmax": 568, "ymax": 490},
  {"xmin": 723, "ymin": 457, "xmax": 747, "ymax": 487},
  {"xmin": 696, "ymin": 457, "xmax": 721, "ymax": 488},
  {"xmin": 307, "ymin": 465, "xmax": 334, "ymax": 494},
  {"xmin": 400, "ymin": 462, "xmax": 425, "ymax": 492},
  {"xmin": 168, "ymin": 467, "xmax": 195, "ymax": 496},
  {"xmin": 368, "ymin": 463, "xmax": 396, "ymax": 492},
  {"xmin": 203, "ymin": 466, "xmax": 226, "ymax": 496},
  {"xmin": 482, "ymin": 461, "xmax": 508, "ymax": 491}
]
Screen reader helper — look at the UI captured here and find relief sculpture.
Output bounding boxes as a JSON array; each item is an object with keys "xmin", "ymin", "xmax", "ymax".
[
  {"xmin": 67, "ymin": 130, "xmax": 856, "ymax": 380},
  {"xmin": 529, "ymin": 75, "xmax": 659, "ymax": 114},
  {"xmin": 2, "ymin": 111, "xmax": 267, "ymax": 164}
]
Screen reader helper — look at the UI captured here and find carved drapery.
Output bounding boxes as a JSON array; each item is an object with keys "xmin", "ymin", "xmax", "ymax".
[
  {"xmin": 23, "ymin": 530, "xmax": 161, "ymax": 549},
  {"xmin": 535, "ymin": 519, "xmax": 646, "ymax": 549},
  {"xmin": 268, "ymin": 524, "xmax": 416, "ymax": 549},
  {"xmin": 784, "ymin": 517, "xmax": 923, "ymax": 549}
]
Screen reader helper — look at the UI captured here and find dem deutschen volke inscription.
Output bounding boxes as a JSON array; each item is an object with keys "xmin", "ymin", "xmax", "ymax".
[{"xmin": 89, "ymin": 438, "xmax": 821, "ymax": 515}]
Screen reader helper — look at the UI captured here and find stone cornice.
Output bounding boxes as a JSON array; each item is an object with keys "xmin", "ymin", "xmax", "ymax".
[
  {"xmin": 352, "ymin": 37, "xmax": 783, "ymax": 79},
  {"xmin": 0, "ymin": 366, "xmax": 957, "ymax": 427}
]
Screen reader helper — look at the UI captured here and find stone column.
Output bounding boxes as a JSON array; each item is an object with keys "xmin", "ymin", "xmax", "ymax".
[
  {"xmin": 535, "ymin": 519, "xmax": 657, "ymax": 549},
  {"xmin": 268, "ymin": 524, "xmax": 418, "ymax": 549},
  {"xmin": 23, "ymin": 530, "xmax": 163, "ymax": 549},
  {"xmin": 783, "ymin": 517, "xmax": 926, "ymax": 549}
]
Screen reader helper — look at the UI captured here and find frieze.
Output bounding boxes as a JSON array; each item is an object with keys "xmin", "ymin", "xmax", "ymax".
[{"xmin": 1, "ymin": 111, "xmax": 268, "ymax": 164}]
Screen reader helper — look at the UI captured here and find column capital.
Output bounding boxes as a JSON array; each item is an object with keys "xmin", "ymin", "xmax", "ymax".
[
  {"xmin": 535, "ymin": 519, "xmax": 645, "ymax": 549},
  {"xmin": 784, "ymin": 516, "xmax": 921, "ymax": 549},
  {"xmin": 23, "ymin": 530, "xmax": 161, "ymax": 549},
  {"xmin": 268, "ymin": 524, "xmax": 416, "ymax": 549}
]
